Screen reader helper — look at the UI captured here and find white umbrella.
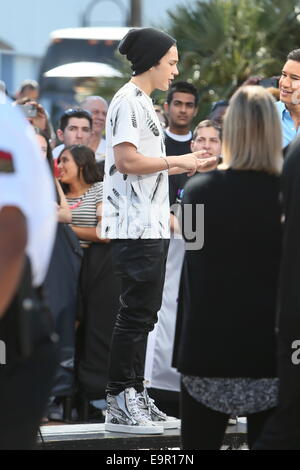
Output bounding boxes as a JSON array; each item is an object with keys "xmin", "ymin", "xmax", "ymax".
[{"xmin": 44, "ymin": 61, "xmax": 122, "ymax": 78}]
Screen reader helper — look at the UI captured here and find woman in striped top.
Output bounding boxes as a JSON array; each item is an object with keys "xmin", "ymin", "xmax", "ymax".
[
  {"xmin": 58, "ymin": 145, "xmax": 120, "ymax": 420},
  {"xmin": 58, "ymin": 145, "xmax": 103, "ymax": 246}
]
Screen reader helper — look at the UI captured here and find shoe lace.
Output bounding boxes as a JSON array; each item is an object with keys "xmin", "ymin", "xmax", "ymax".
[
  {"xmin": 137, "ymin": 391, "xmax": 167, "ymax": 418},
  {"xmin": 127, "ymin": 395, "xmax": 149, "ymax": 421},
  {"xmin": 148, "ymin": 397, "xmax": 167, "ymax": 417}
]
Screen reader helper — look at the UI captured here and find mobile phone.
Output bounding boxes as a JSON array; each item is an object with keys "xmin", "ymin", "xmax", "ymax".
[
  {"xmin": 22, "ymin": 104, "xmax": 37, "ymax": 118},
  {"xmin": 258, "ymin": 77, "xmax": 279, "ymax": 89}
]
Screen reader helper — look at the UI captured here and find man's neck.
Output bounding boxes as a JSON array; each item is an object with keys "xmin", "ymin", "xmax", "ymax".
[
  {"xmin": 89, "ymin": 132, "xmax": 101, "ymax": 152},
  {"xmin": 130, "ymin": 76, "xmax": 153, "ymax": 96},
  {"xmin": 168, "ymin": 124, "xmax": 191, "ymax": 136}
]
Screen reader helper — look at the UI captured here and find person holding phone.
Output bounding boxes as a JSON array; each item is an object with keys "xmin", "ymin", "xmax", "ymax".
[{"xmin": 14, "ymin": 98, "xmax": 54, "ymax": 144}]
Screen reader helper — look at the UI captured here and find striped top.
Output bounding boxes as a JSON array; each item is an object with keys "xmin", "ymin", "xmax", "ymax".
[{"xmin": 66, "ymin": 181, "xmax": 103, "ymax": 246}]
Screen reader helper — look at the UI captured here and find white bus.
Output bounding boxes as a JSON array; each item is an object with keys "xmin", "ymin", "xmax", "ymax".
[{"xmin": 39, "ymin": 27, "xmax": 130, "ymax": 123}]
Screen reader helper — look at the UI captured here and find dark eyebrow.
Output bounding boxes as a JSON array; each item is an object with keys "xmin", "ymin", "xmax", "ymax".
[
  {"xmin": 173, "ymin": 100, "xmax": 195, "ymax": 105},
  {"xmin": 282, "ymin": 70, "xmax": 300, "ymax": 80},
  {"xmin": 68, "ymin": 125, "xmax": 91, "ymax": 130}
]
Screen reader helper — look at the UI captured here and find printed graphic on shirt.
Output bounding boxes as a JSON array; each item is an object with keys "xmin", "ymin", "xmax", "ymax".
[
  {"xmin": 109, "ymin": 164, "xmax": 117, "ymax": 176},
  {"xmin": 112, "ymin": 108, "xmax": 120, "ymax": 137},
  {"xmin": 102, "ymin": 82, "xmax": 170, "ymax": 239},
  {"xmin": 130, "ymin": 103, "xmax": 138, "ymax": 128},
  {"xmin": 0, "ymin": 150, "xmax": 15, "ymax": 173},
  {"xmin": 144, "ymin": 107, "xmax": 160, "ymax": 137}
]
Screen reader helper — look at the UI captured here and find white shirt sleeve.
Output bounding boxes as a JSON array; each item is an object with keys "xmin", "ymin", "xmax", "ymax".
[{"xmin": 111, "ymin": 97, "xmax": 142, "ymax": 149}]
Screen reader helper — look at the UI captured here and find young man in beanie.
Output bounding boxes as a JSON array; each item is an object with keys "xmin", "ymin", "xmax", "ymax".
[{"xmin": 101, "ymin": 27, "xmax": 217, "ymax": 434}]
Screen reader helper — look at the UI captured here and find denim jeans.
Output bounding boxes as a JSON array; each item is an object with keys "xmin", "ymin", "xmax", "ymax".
[{"xmin": 106, "ymin": 239, "xmax": 169, "ymax": 395}]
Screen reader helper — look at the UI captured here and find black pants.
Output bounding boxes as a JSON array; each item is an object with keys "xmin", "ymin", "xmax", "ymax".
[
  {"xmin": 180, "ymin": 381, "xmax": 275, "ymax": 450},
  {"xmin": 0, "ymin": 338, "xmax": 57, "ymax": 449},
  {"xmin": 0, "ymin": 259, "xmax": 57, "ymax": 449},
  {"xmin": 76, "ymin": 243, "xmax": 120, "ymax": 400},
  {"xmin": 254, "ymin": 333, "xmax": 300, "ymax": 449},
  {"xmin": 106, "ymin": 239, "xmax": 169, "ymax": 395}
]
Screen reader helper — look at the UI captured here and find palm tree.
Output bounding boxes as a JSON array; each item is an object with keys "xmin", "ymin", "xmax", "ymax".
[{"xmin": 164, "ymin": 0, "xmax": 300, "ymax": 118}]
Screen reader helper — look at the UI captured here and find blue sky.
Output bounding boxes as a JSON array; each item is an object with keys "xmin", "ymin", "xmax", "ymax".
[{"xmin": 0, "ymin": 0, "xmax": 195, "ymax": 57}]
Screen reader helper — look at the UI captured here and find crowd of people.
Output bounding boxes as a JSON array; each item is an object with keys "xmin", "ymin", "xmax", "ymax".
[{"xmin": 1, "ymin": 26, "xmax": 300, "ymax": 449}]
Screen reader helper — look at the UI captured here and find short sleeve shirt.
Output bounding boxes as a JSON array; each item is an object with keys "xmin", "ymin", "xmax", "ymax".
[
  {"xmin": 0, "ymin": 93, "xmax": 57, "ymax": 286},
  {"xmin": 101, "ymin": 82, "xmax": 170, "ymax": 239},
  {"xmin": 276, "ymin": 100, "xmax": 300, "ymax": 148}
]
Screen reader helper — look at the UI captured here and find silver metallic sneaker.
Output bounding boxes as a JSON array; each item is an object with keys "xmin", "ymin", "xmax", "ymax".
[
  {"xmin": 137, "ymin": 389, "xmax": 181, "ymax": 429},
  {"xmin": 105, "ymin": 387, "xmax": 164, "ymax": 434}
]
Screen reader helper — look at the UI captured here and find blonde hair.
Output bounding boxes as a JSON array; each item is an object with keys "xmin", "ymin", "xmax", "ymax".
[{"xmin": 222, "ymin": 86, "xmax": 282, "ymax": 175}]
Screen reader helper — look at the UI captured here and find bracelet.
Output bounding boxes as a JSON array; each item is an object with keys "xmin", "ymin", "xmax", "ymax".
[{"xmin": 163, "ymin": 157, "xmax": 170, "ymax": 171}]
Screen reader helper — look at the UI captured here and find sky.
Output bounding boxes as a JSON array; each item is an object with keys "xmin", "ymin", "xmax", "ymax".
[{"xmin": 0, "ymin": 0, "xmax": 194, "ymax": 57}]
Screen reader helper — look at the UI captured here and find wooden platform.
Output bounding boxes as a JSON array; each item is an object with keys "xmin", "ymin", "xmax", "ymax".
[{"xmin": 37, "ymin": 421, "xmax": 247, "ymax": 450}]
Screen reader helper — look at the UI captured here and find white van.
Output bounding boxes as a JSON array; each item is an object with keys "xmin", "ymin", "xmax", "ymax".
[{"xmin": 39, "ymin": 27, "xmax": 130, "ymax": 124}]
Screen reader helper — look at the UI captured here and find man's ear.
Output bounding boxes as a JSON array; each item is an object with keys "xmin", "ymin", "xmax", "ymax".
[
  {"xmin": 163, "ymin": 102, "xmax": 169, "ymax": 115},
  {"xmin": 193, "ymin": 106, "xmax": 198, "ymax": 118},
  {"xmin": 57, "ymin": 129, "xmax": 64, "ymax": 143}
]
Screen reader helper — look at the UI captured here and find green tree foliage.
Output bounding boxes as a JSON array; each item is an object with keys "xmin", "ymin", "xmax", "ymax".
[
  {"xmin": 165, "ymin": 0, "xmax": 300, "ymax": 118},
  {"xmin": 92, "ymin": 0, "xmax": 300, "ymax": 119},
  {"xmin": 89, "ymin": 51, "xmax": 132, "ymax": 104}
]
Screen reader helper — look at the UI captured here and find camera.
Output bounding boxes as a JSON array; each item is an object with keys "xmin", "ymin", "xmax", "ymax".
[
  {"xmin": 21, "ymin": 104, "xmax": 37, "ymax": 118},
  {"xmin": 258, "ymin": 77, "xmax": 279, "ymax": 89}
]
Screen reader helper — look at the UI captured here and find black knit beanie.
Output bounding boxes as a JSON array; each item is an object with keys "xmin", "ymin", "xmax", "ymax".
[{"xmin": 119, "ymin": 27, "xmax": 176, "ymax": 76}]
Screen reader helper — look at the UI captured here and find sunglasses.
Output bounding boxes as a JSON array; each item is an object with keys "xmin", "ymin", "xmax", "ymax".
[{"xmin": 62, "ymin": 108, "xmax": 92, "ymax": 119}]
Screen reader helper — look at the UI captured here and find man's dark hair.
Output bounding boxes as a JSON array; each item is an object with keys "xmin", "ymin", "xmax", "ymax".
[
  {"xmin": 287, "ymin": 49, "xmax": 300, "ymax": 63},
  {"xmin": 166, "ymin": 81, "xmax": 199, "ymax": 106},
  {"xmin": 59, "ymin": 108, "xmax": 93, "ymax": 132},
  {"xmin": 58, "ymin": 144, "xmax": 101, "ymax": 193}
]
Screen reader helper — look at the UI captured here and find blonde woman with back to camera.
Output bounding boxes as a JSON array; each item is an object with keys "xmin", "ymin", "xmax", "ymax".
[{"xmin": 173, "ymin": 86, "xmax": 283, "ymax": 450}]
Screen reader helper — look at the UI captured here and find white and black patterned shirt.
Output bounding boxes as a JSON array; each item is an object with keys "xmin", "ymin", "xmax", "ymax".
[
  {"xmin": 101, "ymin": 82, "xmax": 170, "ymax": 239},
  {"xmin": 67, "ymin": 181, "xmax": 103, "ymax": 246}
]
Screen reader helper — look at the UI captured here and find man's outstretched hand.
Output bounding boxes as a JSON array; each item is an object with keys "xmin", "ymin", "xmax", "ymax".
[{"xmin": 197, "ymin": 156, "xmax": 219, "ymax": 172}]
